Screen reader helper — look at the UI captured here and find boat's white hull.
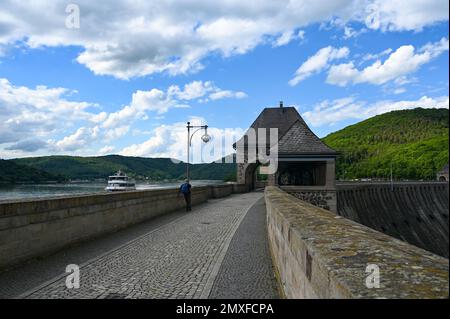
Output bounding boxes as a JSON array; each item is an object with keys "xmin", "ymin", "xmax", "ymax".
[
  {"xmin": 105, "ymin": 185, "xmax": 136, "ymax": 191},
  {"xmin": 105, "ymin": 170, "xmax": 136, "ymax": 192}
]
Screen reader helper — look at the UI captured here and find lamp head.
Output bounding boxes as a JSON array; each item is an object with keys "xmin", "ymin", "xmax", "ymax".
[{"xmin": 201, "ymin": 133, "xmax": 211, "ymax": 143}]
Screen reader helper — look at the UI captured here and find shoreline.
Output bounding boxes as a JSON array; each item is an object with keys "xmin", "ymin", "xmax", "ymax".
[{"xmin": 0, "ymin": 180, "xmax": 227, "ymax": 202}]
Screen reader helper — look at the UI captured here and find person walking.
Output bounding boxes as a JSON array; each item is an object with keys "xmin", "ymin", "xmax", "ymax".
[{"xmin": 179, "ymin": 179, "xmax": 192, "ymax": 212}]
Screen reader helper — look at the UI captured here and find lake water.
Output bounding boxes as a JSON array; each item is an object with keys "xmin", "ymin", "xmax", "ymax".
[{"xmin": 0, "ymin": 180, "xmax": 223, "ymax": 202}]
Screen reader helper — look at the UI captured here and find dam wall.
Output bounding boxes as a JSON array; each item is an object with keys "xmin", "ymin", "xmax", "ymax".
[
  {"xmin": 280, "ymin": 186, "xmax": 337, "ymax": 213},
  {"xmin": 265, "ymin": 186, "xmax": 449, "ymax": 299},
  {"xmin": 336, "ymin": 182, "xmax": 449, "ymax": 258},
  {"xmin": 0, "ymin": 183, "xmax": 235, "ymax": 270}
]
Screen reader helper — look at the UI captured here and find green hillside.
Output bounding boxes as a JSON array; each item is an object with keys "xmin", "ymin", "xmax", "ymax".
[
  {"xmin": 11, "ymin": 155, "xmax": 236, "ymax": 181},
  {"xmin": 4, "ymin": 108, "xmax": 448, "ymax": 183},
  {"xmin": 322, "ymin": 108, "xmax": 449, "ymax": 180},
  {"xmin": 0, "ymin": 159, "xmax": 66, "ymax": 184}
]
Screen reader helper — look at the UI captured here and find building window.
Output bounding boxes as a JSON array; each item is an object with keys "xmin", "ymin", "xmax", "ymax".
[{"xmin": 277, "ymin": 162, "xmax": 326, "ymax": 186}]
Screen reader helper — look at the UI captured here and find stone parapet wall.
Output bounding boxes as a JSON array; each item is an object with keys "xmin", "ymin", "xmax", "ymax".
[
  {"xmin": 210, "ymin": 184, "xmax": 233, "ymax": 198},
  {"xmin": 255, "ymin": 181, "xmax": 268, "ymax": 189},
  {"xmin": 232, "ymin": 183, "xmax": 250, "ymax": 194},
  {"xmin": 0, "ymin": 184, "xmax": 235, "ymax": 270},
  {"xmin": 280, "ymin": 186, "xmax": 336, "ymax": 213},
  {"xmin": 265, "ymin": 186, "xmax": 449, "ymax": 299}
]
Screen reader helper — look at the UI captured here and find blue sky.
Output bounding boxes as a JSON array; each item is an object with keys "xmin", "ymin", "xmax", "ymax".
[{"xmin": 0, "ymin": 1, "xmax": 448, "ymax": 161}]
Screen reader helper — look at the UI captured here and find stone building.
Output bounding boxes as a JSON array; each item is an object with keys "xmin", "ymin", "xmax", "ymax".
[
  {"xmin": 234, "ymin": 102, "xmax": 338, "ymax": 212},
  {"xmin": 437, "ymin": 163, "xmax": 449, "ymax": 182}
]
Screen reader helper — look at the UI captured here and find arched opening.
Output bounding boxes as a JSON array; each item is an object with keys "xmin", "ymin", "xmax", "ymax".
[
  {"xmin": 243, "ymin": 162, "xmax": 258, "ymax": 191},
  {"xmin": 438, "ymin": 176, "xmax": 447, "ymax": 182},
  {"xmin": 255, "ymin": 164, "xmax": 269, "ymax": 189},
  {"xmin": 242, "ymin": 161, "xmax": 269, "ymax": 191}
]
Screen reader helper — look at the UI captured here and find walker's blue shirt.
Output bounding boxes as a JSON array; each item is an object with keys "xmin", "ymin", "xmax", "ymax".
[{"xmin": 180, "ymin": 183, "xmax": 191, "ymax": 194}]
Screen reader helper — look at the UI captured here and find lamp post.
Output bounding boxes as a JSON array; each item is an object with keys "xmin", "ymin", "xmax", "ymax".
[{"xmin": 186, "ymin": 122, "xmax": 211, "ymax": 181}]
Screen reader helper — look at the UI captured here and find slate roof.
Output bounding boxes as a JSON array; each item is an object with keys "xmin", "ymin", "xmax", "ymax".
[
  {"xmin": 276, "ymin": 119, "xmax": 337, "ymax": 155},
  {"xmin": 234, "ymin": 106, "xmax": 337, "ymax": 156},
  {"xmin": 247, "ymin": 107, "xmax": 305, "ymax": 138}
]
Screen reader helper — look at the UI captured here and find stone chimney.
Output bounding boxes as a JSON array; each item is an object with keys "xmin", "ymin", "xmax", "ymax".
[{"xmin": 279, "ymin": 101, "xmax": 284, "ymax": 112}]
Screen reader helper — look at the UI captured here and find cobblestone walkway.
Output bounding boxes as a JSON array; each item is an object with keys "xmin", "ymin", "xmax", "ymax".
[
  {"xmin": 209, "ymin": 197, "xmax": 280, "ymax": 299},
  {"xmin": 9, "ymin": 192, "xmax": 263, "ymax": 299}
]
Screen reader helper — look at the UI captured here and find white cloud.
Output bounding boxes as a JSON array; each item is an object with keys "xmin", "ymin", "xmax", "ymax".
[
  {"xmin": 0, "ymin": 78, "xmax": 246, "ymax": 156},
  {"xmin": 343, "ymin": 26, "xmax": 357, "ymax": 39},
  {"xmin": 0, "ymin": 78, "xmax": 99, "ymax": 147},
  {"xmin": 325, "ymin": 62, "xmax": 360, "ymax": 87},
  {"xmin": 168, "ymin": 80, "xmax": 248, "ymax": 102},
  {"xmin": 343, "ymin": 26, "xmax": 367, "ymax": 39},
  {"xmin": 273, "ymin": 29, "xmax": 305, "ymax": 47},
  {"xmin": 297, "ymin": 30, "xmax": 306, "ymax": 41},
  {"xmin": 168, "ymin": 81, "xmax": 215, "ymax": 100},
  {"xmin": 120, "ymin": 117, "xmax": 244, "ymax": 163},
  {"xmin": 327, "ymin": 37, "xmax": 449, "ymax": 86},
  {"xmin": 303, "ymin": 95, "xmax": 449, "ymax": 127},
  {"xmin": 4, "ymin": 139, "xmax": 48, "ymax": 152},
  {"xmin": 289, "ymin": 46, "xmax": 349, "ymax": 86},
  {"xmin": 394, "ymin": 76, "xmax": 418, "ymax": 86},
  {"xmin": 55, "ymin": 126, "xmax": 100, "ymax": 151},
  {"xmin": 104, "ymin": 126, "xmax": 130, "ymax": 141},
  {"xmin": 102, "ymin": 105, "xmax": 140, "ymax": 129},
  {"xmin": 392, "ymin": 88, "xmax": 406, "ymax": 95},
  {"xmin": 130, "ymin": 89, "xmax": 174, "ymax": 114},
  {"xmin": 209, "ymin": 90, "xmax": 247, "ymax": 100},
  {"xmin": 273, "ymin": 30, "xmax": 295, "ymax": 47},
  {"xmin": 98, "ymin": 145, "xmax": 115, "ymax": 155},
  {"xmin": 364, "ymin": 0, "xmax": 449, "ymax": 32},
  {"xmin": 0, "ymin": 1, "xmax": 446, "ymax": 79},
  {"xmin": 362, "ymin": 48, "xmax": 393, "ymax": 62},
  {"xmin": 381, "ymin": 76, "xmax": 419, "ymax": 95},
  {"xmin": 419, "ymin": 36, "xmax": 450, "ymax": 56},
  {"xmin": 103, "ymin": 80, "xmax": 246, "ymax": 128}
]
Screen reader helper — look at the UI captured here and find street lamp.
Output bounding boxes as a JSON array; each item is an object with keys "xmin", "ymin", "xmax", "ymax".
[{"xmin": 186, "ymin": 121, "xmax": 210, "ymax": 181}]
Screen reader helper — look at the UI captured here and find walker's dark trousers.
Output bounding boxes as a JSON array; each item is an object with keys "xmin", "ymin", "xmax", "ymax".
[{"xmin": 183, "ymin": 193, "xmax": 192, "ymax": 211}]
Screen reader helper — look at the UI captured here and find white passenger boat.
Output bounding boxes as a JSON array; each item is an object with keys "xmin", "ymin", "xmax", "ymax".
[{"xmin": 105, "ymin": 170, "xmax": 136, "ymax": 191}]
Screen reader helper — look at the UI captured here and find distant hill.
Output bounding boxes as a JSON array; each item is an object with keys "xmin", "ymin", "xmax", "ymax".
[
  {"xmin": 4, "ymin": 108, "xmax": 448, "ymax": 183},
  {"xmin": 0, "ymin": 159, "xmax": 66, "ymax": 184},
  {"xmin": 322, "ymin": 108, "xmax": 449, "ymax": 180},
  {"xmin": 10, "ymin": 155, "xmax": 236, "ymax": 181}
]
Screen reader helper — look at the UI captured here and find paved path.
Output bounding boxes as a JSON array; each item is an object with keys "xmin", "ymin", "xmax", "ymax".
[
  {"xmin": 209, "ymin": 197, "xmax": 280, "ymax": 299},
  {"xmin": 0, "ymin": 191, "xmax": 278, "ymax": 299}
]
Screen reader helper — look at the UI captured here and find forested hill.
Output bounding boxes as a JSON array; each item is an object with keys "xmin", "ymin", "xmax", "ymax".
[
  {"xmin": 322, "ymin": 108, "xmax": 449, "ymax": 180},
  {"xmin": 10, "ymin": 155, "xmax": 236, "ymax": 181},
  {"xmin": 0, "ymin": 159, "xmax": 65, "ymax": 183},
  {"xmin": 3, "ymin": 108, "xmax": 448, "ymax": 183}
]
